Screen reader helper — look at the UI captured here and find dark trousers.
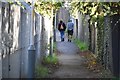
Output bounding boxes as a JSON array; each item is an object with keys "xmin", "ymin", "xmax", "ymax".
[
  {"xmin": 68, "ymin": 29, "xmax": 73, "ymax": 42},
  {"xmin": 60, "ymin": 31, "xmax": 65, "ymax": 41}
]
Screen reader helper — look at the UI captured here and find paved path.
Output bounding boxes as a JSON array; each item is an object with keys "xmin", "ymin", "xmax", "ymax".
[{"xmin": 49, "ymin": 30, "xmax": 101, "ymax": 78}]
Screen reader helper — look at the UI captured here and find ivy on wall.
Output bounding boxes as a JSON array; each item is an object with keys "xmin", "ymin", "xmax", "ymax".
[
  {"xmin": 96, "ymin": 15, "xmax": 104, "ymax": 64},
  {"xmin": 69, "ymin": 1, "xmax": 120, "ymax": 66}
]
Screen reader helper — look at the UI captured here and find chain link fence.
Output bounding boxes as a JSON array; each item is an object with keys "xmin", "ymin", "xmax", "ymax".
[{"xmin": 75, "ymin": 12, "xmax": 120, "ymax": 77}]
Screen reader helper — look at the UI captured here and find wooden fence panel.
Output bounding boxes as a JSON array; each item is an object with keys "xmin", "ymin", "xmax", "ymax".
[{"xmin": 111, "ymin": 14, "xmax": 120, "ymax": 77}]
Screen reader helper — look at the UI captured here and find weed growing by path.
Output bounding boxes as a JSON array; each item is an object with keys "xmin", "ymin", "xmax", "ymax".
[
  {"xmin": 35, "ymin": 53, "xmax": 60, "ymax": 78},
  {"xmin": 43, "ymin": 54, "xmax": 58, "ymax": 65},
  {"xmin": 35, "ymin": 65, "xmax": 49, "ymax": 78},
  {"xmin": 53, "ymin": 42, "xmax": 57, "ymax": 52},
  {"xmin": 35, "ymin": 42, "xmax": 60, "ymax": 78},
  {"xmin": 74, "ymin": 38, "xmax": 88, "ymax": 51}
]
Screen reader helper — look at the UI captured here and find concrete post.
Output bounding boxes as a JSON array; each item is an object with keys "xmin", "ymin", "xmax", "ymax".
[
  {"xmin": 53, "ymin": 13, "xmax": 56, "ymax": 42},
  {"xmin": 27, "ymin": 1, "xmax": 35, "ymax": 78},
  {"xmin": 28, "ymin": 45, "xmax": 35, "ymax": 78},
  {"xmin": 50, "ymin": 37, "xmax": 53, "ymax": 56}
]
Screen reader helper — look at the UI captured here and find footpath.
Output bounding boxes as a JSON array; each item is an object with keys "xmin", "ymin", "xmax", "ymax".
[{"xmin": 49, "ymin": 30, "xmax": 101, "ymax": 78}]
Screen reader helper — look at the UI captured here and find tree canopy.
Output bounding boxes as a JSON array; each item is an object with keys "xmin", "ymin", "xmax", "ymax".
[
  {"xmin": 70, "ymin": 2, "xmax": 120, "ymax": 18},
  {"xmin": 34, "ymin": 0, "xmax": 62, "ymax": 17}
]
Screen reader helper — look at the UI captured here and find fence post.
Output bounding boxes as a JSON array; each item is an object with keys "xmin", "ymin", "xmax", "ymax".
[
  {"xmin": 28, "ymin": 45, "xmax": 35, "ymax": 78},
  {"xmin": 50, "ymin": 37, "xmax": 53, "ymax": 56},
  {"xmin": 27, "ymin": 0, "xmax": 36, "ymax": 78},
  {"xmin": 53, "ymin": 13, "xmax": 56, "ymax": 42}
]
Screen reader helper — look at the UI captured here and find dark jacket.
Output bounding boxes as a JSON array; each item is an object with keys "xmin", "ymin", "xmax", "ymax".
[{"xmin": 58, "ymin": 22, "xmax": 66, "ymax": 31}]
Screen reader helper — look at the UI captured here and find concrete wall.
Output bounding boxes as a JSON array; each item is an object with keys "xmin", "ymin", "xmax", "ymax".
[
  {"xmin": 2, "ymin": 3, "xmax": 11, "ymax": 78},
  {"xmin": 77, "ymin": 12, "xmax": 83, "ymax": 40},
  {"xmin": 34, "ymin": 13, "xmax": 42, "ymax": 65},
  {"xmin": 77, "ymin": 12, "xmax": 89, "ymax": 44},
  {"xmin": 44, "ymin": 16, "xmax": 51, "ymax": 56},
  {"xmin": 0, "ymin": 2, "xmax": 2, "ymax": 79},
  {"xmin": 73, "ymin": 18, "xmax": 78, "ymax": 38},
  {"xmin": 1, "ymin": 3, "xmax": 21, "ymax": 78},
  {"xmin": 20, "ymin": 7, "xmax": 31, "ymax": 78},
  {"xmin": 40, "ymin": 17, "xmax": 46, "ymax": 58},
  {"xmin": 9, "ymin": 4, "xmax": 21, "ymax": 78},
  {"xmin": 83, "ymin": 15, "xmax": 89, "ymax": 44},
  {"xmin": 0, "ymin": 2, "xmax": 49, "ymax": 78}
]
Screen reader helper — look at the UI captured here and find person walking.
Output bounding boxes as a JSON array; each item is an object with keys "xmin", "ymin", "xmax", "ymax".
[
  {"xmin": 67, "ymin": 19, "xmax": 74, "ymax": 42},
  {"xmin": 58, "ymin": 20, "xmax": 66, "ymax": 41}
]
